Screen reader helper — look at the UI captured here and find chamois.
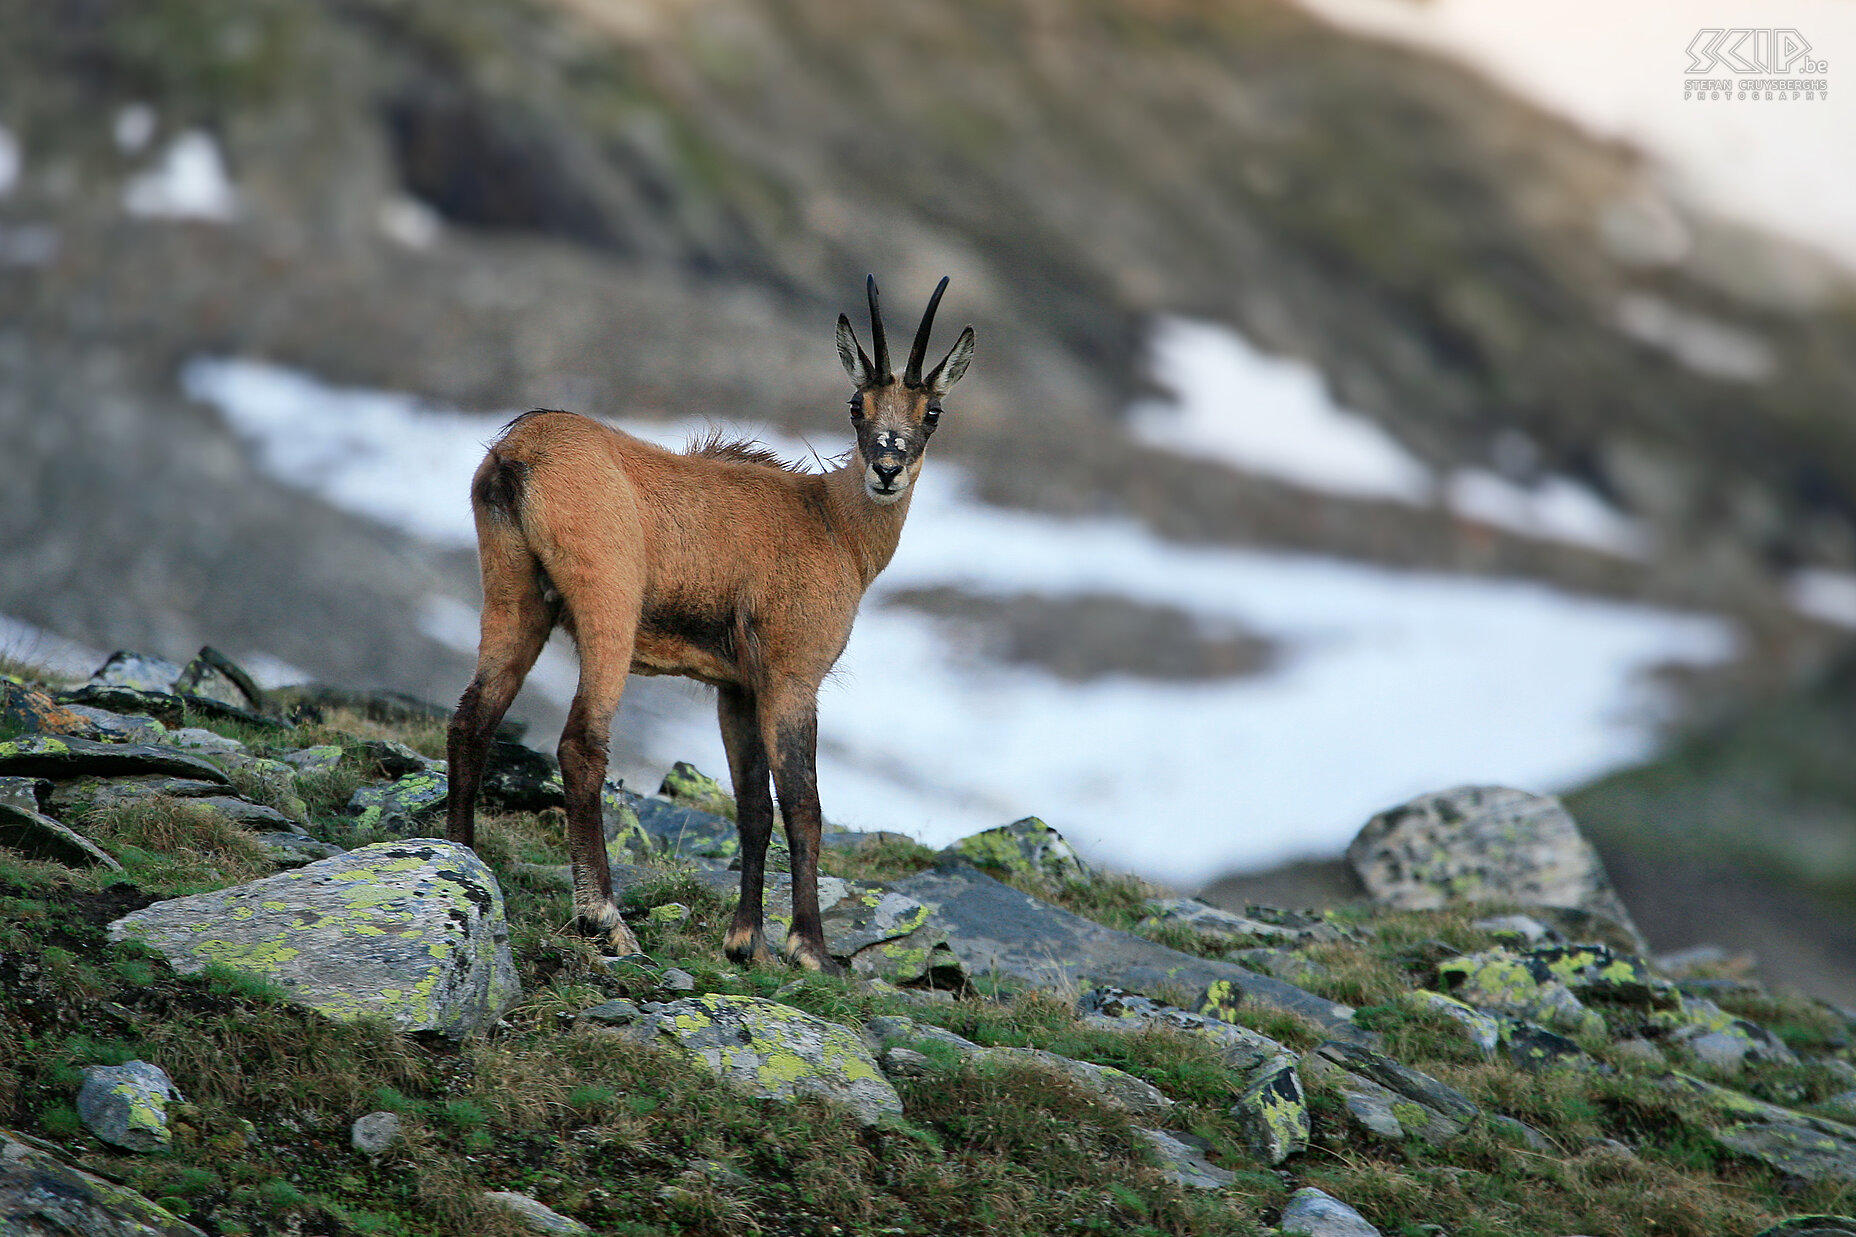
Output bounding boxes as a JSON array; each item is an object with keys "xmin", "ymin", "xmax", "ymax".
[{"xmin": 446, "ymin": 276, "xmax": 975, "ymax": 971}]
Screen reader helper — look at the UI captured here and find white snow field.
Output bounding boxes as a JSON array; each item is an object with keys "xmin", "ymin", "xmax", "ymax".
[{"xmin": 183, "ymin": 356, "xmax": 1736, "ymax": 887}]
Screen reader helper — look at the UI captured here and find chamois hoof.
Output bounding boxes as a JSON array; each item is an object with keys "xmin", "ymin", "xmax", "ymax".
[
  {"xmin": 782, "ymin": 936, "xmax": 845, "ymax": 976},
  {"xmin": 723, "ymin": 925, "xmax": 777, "ymax": 968},
  {"xmin": 578, "ymin": 901, "xmax": 641, "ymax": 956}
]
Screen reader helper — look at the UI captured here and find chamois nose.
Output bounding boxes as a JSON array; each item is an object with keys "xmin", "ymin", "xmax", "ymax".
[{"xmin": 872, "ymin": 461, "xmax": 903, "ymax": 487}]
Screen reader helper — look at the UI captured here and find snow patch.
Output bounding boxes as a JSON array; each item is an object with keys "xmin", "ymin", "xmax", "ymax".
[
  {"xmin": 187, "ymin": 357, "xmax": 1736, "ymax": 886},
  {"xmin": 124, "ymin": 131, "xmax": 238, "ymax": 222},
  {"xmin": 1787, "ymin": 568, "xmax": 1856, "ymax": 630},
  {"xmin": 1128, "ymin": 316, "xmax": 1433, "ymax": 504},
  {"xmin": 1446, "ymin": 469, "xmax": 1652, "ymax": 559},
  {"xmin": 114, "ymin": 104, "xmax": 156, "ymax": 154},
  {"xmin": 378, "ymin": 196, "xmax": 442, "ymax": 249}
]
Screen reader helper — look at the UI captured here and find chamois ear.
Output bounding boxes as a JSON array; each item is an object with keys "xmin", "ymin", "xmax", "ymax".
[
  {"xmin": 836, "ymin": 313, "xmax": 875, "ymax": 387},
  {"xmin": 924, "ymin": 326, "xmax": 976, "ymax": 396}
]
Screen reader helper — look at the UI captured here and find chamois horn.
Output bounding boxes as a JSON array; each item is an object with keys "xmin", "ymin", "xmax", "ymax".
[
  {"xmin": 905, "ymin": 276, "xmax": 951, "ymax": 387},
  {"xmin": 866, "ymin": 274, "xmax": 891, "ymax": 380}
]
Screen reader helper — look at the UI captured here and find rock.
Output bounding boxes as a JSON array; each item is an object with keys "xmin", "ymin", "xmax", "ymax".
[
  {"xmin": 1412, "ymin": 990, "xmax": 1503, "ymax": 1057},
  {"xmin": 281, "ymin": 744, "xmax": 344, "ymax": 774},
  {"xmin": 1134, "ymin": 1128, "xmax": 1235, "ymax": 1190},
  {"xmin": 173, "ymin": 647, "xmax": 265, "ymax": 713},
  {"xmin": 978, "ymin": 1047, "xmax": 1174, "ymax": 1119},
  {"xmin": 0, "ymin": 734, "xmax": 232, "ymax": 786},
  {"xmin": 1667, "ymin": 1073, "xmax": 1856, "ymax": 1185},
  {"xmin": 947, "ymin": 816, "xmax": 1092, "ymax": 885},
  {"xmin": 191, "ymin": 796, "xmax": 298, "ymax": 831},
  {"xmin": 1472, "ymin": 913, "xmax": 1559, "ymax": 946},
  {"xmin": 0, "ymin": 801, "xmax": 122, "ymax": 869},
  {"xmin": 76, "ymin": 1061, "xmax": 179, "ymax": 1151},
  {"xmin": 887, "ymin": 860, "xmax": 1363, "ymax": 1039},
  {"xmin": 658, "ymin": 761, "xmax": 736, "ymax": 820},
  {"xmin": 1144, "ymin": 898, "xmax": 1342, "ymax": 947},
  {"xmin": 357, "ymin": 739, "xmax": 441, "ymax": 778},
  {"xmin": 647, "ymin": 902, "xmax": 690, "ymax": 924},
  {"xmin": 1435, "ymin": 948, "xmax": 1606, "ymax": 1038},
  {"xmin": 347, "ymin": 769, "xmax": 448, "ymax": 835},
  {"xmin": 600, "ymin": 783, "xmax": 657, "ymax": 862},
  {"xmin": 881, "ymin": 1047, "xmax": 934, "ymax": 1077},
  {"xmin": 1229, "ymin": 947, "xmax": 1330, "ymax": 987},
  {"xmin": 1303, "ymin": 1041, "xmax": 1479, "ymax": 1143},
  {"xmin": 863, "ymin": 1015, "xmax": 982, "ymax": 1057},
  {"xmin": 62, "ymin": 706, "xmax": 168, "ymax": 744},
  {"xmin": 1231, "ymin": 1056, "xmax": 1310, "ymax": 1165},
  {"xmin": 162, "ymin": 727, "xmax": 246, "ymax": 756},
  {"xmin": 1525, "ymin": 944, "xmax": 1679, "ymax": 1010},
  {"xmin": 1, "ymin": 1125, "xmax": 206, "ymax": 1236},
  {"xmin": 253, "ymin": 832, "xmax": 346, "ymax": 865},
  {"xmin": 0, "ymin": 775, "xmax": 47, "ymax": 813},
  {"xmin": 1611, "ymin": 1037, "xmax": 1665, "ymax": 1066},
  {"xmin": 481, "ymin": 741, "xmax": 564, "ymax": 812},
  {"xmin": 1501, "ymin": 1023, "xmax": 1594, "ymax": 1072},
  {"xmin": 109, "ymin": 839, "xmax": 520, "ymax": 1039},
  {"xmin": 579, "ymin": 999, "xmax": 643, "ymax": 1027},
  {"xmin": 822, "ymin": 829, "xmax": 920, "ymax": 853},
  {"xmin": 204, "ymin": 754, "xmax": 309, "ymax": 822},
  {"xmin": 59, "ymin": 685, "xmax": 189, "ymax": 728},
  {"xmin": 1652, "ymin": 996, "xmax": 1797, "ymax": 1071},
  {"xmin": 89, "ymin": 651, "xmax": 186, "ymax": 693},
  {"xmin": 0, "ymin": 680, "xmax": 95, "ymax": 737},
  {"xmin": 1347, "ymin": 786, "xmax": 1645, "ymax": 951},
  {"xmin": 1077, "ymin": 987, "xmax": 1292, "ymax": 1075},
  {"xmin": 1279, "ymin": 1186, "xmax": 1382, "ymax": 1237},
  {"xmin": 1488, "ymin": 1113, "xmax": 1555, "ymax": 1151},
  {"xmin": 660, "ymin": 967, "xmax": 697, "ymax": 993},
  {"xmin": 629, "ymin": 995, "xmax": 901, "ymax": 1125},
  {"xmin": 47, "ymin": 775, "xmax": 227, "ymax": 816},
  {"xmin": 1752, "ymin": 1220, "xmax": 1856, "ymax": 1237},
  {"xmin": 482, "ymin": 1190, "xmax": 593, "ymax": 1235},
  {"xmin": 350, "ymin": 1111, "xmax": 402, "ymax": 1154}
]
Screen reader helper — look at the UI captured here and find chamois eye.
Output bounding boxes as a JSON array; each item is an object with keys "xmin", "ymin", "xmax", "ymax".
[
  {"xmin": 924, "ymin": 404, "xmax": 941, "ymax": 427},
  {"xmin": 848, "ymin": 395, "xmax": 864, "ymax": 420}
]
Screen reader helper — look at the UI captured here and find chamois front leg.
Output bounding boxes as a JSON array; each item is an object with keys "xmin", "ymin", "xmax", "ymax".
[
  {"xmin": 760, "ymin": 685, "xmax": 842, "ymax": 974},
  {"xmin": 717, "ymin": 686, "xmax": 777, "ymax": 967}
]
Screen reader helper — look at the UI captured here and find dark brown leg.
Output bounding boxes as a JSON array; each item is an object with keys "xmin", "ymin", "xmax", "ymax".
[
  {"xmin": 447, "ymin": 554, "xmax": 551, "ymax": 849},
  {"xmin": 718, "ymin": 686, "xmax": 777, "ymax": 966},
  {"xmin": 760, "ymin": 687, "xmax": 840, "ymax": 974}
]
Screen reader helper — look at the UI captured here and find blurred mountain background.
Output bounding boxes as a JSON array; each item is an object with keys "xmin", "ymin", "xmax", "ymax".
[{"xmin": 1, "ymin": 0, "xmax": 1854, "ymax": 1001}]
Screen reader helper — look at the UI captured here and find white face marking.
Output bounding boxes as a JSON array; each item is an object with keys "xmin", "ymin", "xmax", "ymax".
[{"xmin": 864, "ymin": 465, "xmax": 909, "ymax": 503}]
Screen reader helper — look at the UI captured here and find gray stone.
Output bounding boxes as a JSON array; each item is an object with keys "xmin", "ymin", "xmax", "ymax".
[
  {"xmin": 629, "ymin": 995, "xmax": 902, "ymax": 1125},
  {"xmin": 281, "ymin": 745, "xmax": 344, "ymax": 774},
  {"xmin": 657, "ymin": 761, "xmax": 736, "ymax": 819},
  {"xmin": 1611, "ymin": 1037, "xmax": 1666, "ymax": 1066},
  {"xmin": 61, "ymin": 705, "xmax": 167, "ymax": 745},
  {"xmin": 1228, "ymin": 947, "xmax": 1330, "ymax": 986},
  {"xmin": 89, "ymin": 651, "xmax": 185, "ymax": 693},
  {"xmin": 1145, "ymin": 898, "xmax": 1342, "ymax": 947},
  {"xmin": 350, "ymin": 1111, "xmax": 401, "ymax": 1155},
  {"xmin": 347, "ymin": 769, "xmax": 448, "ymax": 835},
  {"xmin": 1280, "ymin": 1186, "xmax": 1382, "ymax": 1237},
  {"xmin": 252, "ymin": 833, "xmax": 345, "ymax": 866},
  {"xmin": 1231, "ymin": 1057, "xmax": 1310, "ymax": 1165},
  {"xmin": 1436, "ymin": 948, "xmax": 1606, "ymax": 1038},
  {"xmin": 660, "ymin": 967, "xmax": 697, "ymax": 993},
  {"xmin": 0, "ymin": 802, "xmax": 122, "ymax": 869},
  {"xmin": 1077, "ymin": 987, "xmax": 1293, "ymax": 1074},
  {"xmin": 76, "ymin": 1061, "xmax": 179, "ymax": 1152},
  {"xmin": 881, "ymin": 1046, "xmax": 934, "ymax": 1077},
  {"xmin": 1667, "ymin": 1073, "xmax": 1856, "ymax": 1185},
  {"xmin": 48, "ymin": 775, "xmax": 227, "ymax": 816},
  {"xmin": 887, "ymin": 861, "xmax": 1363, "ymax": 1039},
  {"xmin": 1413, "ymin": 990, "xmax": 1503, "ymax": 1057},
  {"xmin": 945, "ymin": 816, "xmax": 1094, "ymax": 884},
  {"xmin": 0, "ymin": 775, "xmax": 46, "ymax": 814},
  {"xmin": 109, "ymin": 839, "xmax": 520, "ymax": 1039},
  {"xmin": 193, "ymin": 796, "xmax": 298, "ymax": 831},
  {"xmin": 1, "ymin": 1125, "xmax": 206, "ymax": 1235},
  {"xmin": 1655, "ymin": 996, "xmax": 1797, "ymax": 1071},
  {"xmin": 863, "ymin": 1015, "xmax": 981, "ymax": 1056},
  {"xmin": 173, "ymin": 648, "xmax": 265, "ymax": 713},
  {"xmin": 163, "ymin": 727, "xmax": 246, "ymax": 756},
  {"xmin": 482, "ymin": 1190, "xmax": 592, "ymax": 1235},
  {"xmin": 1134, "ymin": 1128, "xmax": 1235, "ymax": 1190},
  {"xmin": 0, "ymin": 734, "xmax": 232, "ymax": 786},
  {"xmin": 1488, "ymin": 1113, "xmax": 1555, "ymax": 1151},
  {"xmin": 1347, "ymin": 785, "xmax": 1645, "ymax": 951},
  {"xmin": 1304, "ymin": 1041, "xmax": 1478, "ymax": 1143},
  {"xmin": 1472, "ymin": 913, "xmax": 1558, "ymax": 946},
  {"xmin": 978, "ymin": 1047, "xmax": 1173, "ymax": 1119},
  {"xmin": 579, "ymin": 999, "xmax": 643, "ymax": 1026}
]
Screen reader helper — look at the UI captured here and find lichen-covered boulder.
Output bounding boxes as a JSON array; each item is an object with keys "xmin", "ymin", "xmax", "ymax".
[
  {"xmin": 0, "ymin": 734, "xmax": 232, "ymax": 786},
  {"xmin": 630, "ymin": 995, "xmax": 901, "ymax": 1125},
  {"xmin": 1669, "ymin": 1074, "xmax": 1856, "ymax": 1185},
  {"xmin": 979, "ymin": 1047, "xmax": 1173, "ymax": 1119},
  {"xmin": 108, "ymin": 839, "xmax": 520, "ymax": 1038},
  {"xmin": 347, "ymin": 770, "xmax": 448, "ymax": 836},
  {"xmin": 2, "ymin": 1126, "xmax": 205, "ymax": 1236},
  {"xmin": 1077, "ymin": 987, "xmax": 1291, "ymax": 1075},
  {"xmin": 1134, "ymin": 1128, "xmax": 1235, "ymax": 1190},
  {"xmin": 1652, "ymin": 996, "xmax": 1798, "ymax": 1072},
  {"xmin": 0, "ymin": 680, "xmax": 92, "ymax": 738},
  {"xmin": 1231, "ymin": 1056, "xmax": 1310, "ymax": 1165},
  {"xmin": 1302, "ymin": 1040, "xmax": 1479, "ymax": 1144},
  {"xmin": 1347, "ymin": 786, "xmax": 1645, "ymax": 950},
  {"xmin": 89, "ymin": 651, "xmax": 186, "ymax": 693},
  {"xmin": 76, "ymin": 1061, "xmax": 179, "ymax": 1151},
  {"xmin": 658, "ymin": 761, "xmax": 736, "ymax": 820},
  {"xmin": 1436, "ymin": 948, "xmax": 1607, "ymax": 1038},
  {"xmin": 947, "ymin": 816, "xmax": 1093, "ymax": 885}
]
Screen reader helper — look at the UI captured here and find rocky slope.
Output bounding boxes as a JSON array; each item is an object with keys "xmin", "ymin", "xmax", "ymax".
[{"xmin": 5, "ymin": 648, "xmax": 1856, "ymax": 1235}]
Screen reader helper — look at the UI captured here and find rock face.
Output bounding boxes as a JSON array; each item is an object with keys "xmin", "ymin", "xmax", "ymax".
[
  {"xmin": 1, "ymin": 1126, "xmax": 206, "ymax": 1236},
  {"xmin": 1348, "ymin": 786, "xmax": 1646, "ymax": 949},
  {"xmin": 76, "ymin": 1061, "xmax": 180, "ymax": 1152},
  {"xmin": 1303, "ymin": 1041, "xmax": 1479, "ymax": 1144},
  {"xmin": 629, "ymin": 995, "xmax": 902, "ymax": 1126},
  {"xmin": 0, "ymin": 734, "xmax": 233, "ymax": 787},
  {"xmin": 1279, "ymin": 1186, "xmax": 1383, "ymax": 1237},
  {"xmin": 948, "ymin": 817, "xmax": 1093, "ymax": 885},
  {"xmin": 108, "ymin": 839, "xmax": 520, "ymax": 1039}
]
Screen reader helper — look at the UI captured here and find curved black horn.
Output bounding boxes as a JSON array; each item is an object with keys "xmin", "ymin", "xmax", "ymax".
[
  {"xmin": 905, "ymin": 276, "xmax": 950, "ymax": 386},
  {"xmin": 866, "ymin": 274, "xmax": 891, "ymax": 379}
]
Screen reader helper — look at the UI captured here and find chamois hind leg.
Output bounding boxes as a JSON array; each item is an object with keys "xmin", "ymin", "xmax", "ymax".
[
  {"xmin": 554, "ymin": 604, "xmax": 642, "ymax": 956},
  {"xmin": 447, "ymin": 538, "xmax": 553, "ymax": 850},
  {"xmin": 718, "ymin": 686, "xmax": 777, "ymax": 967},
  {"xmin": 759, "ymin": 683, "xmax": 842, "ymax": 974}
]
